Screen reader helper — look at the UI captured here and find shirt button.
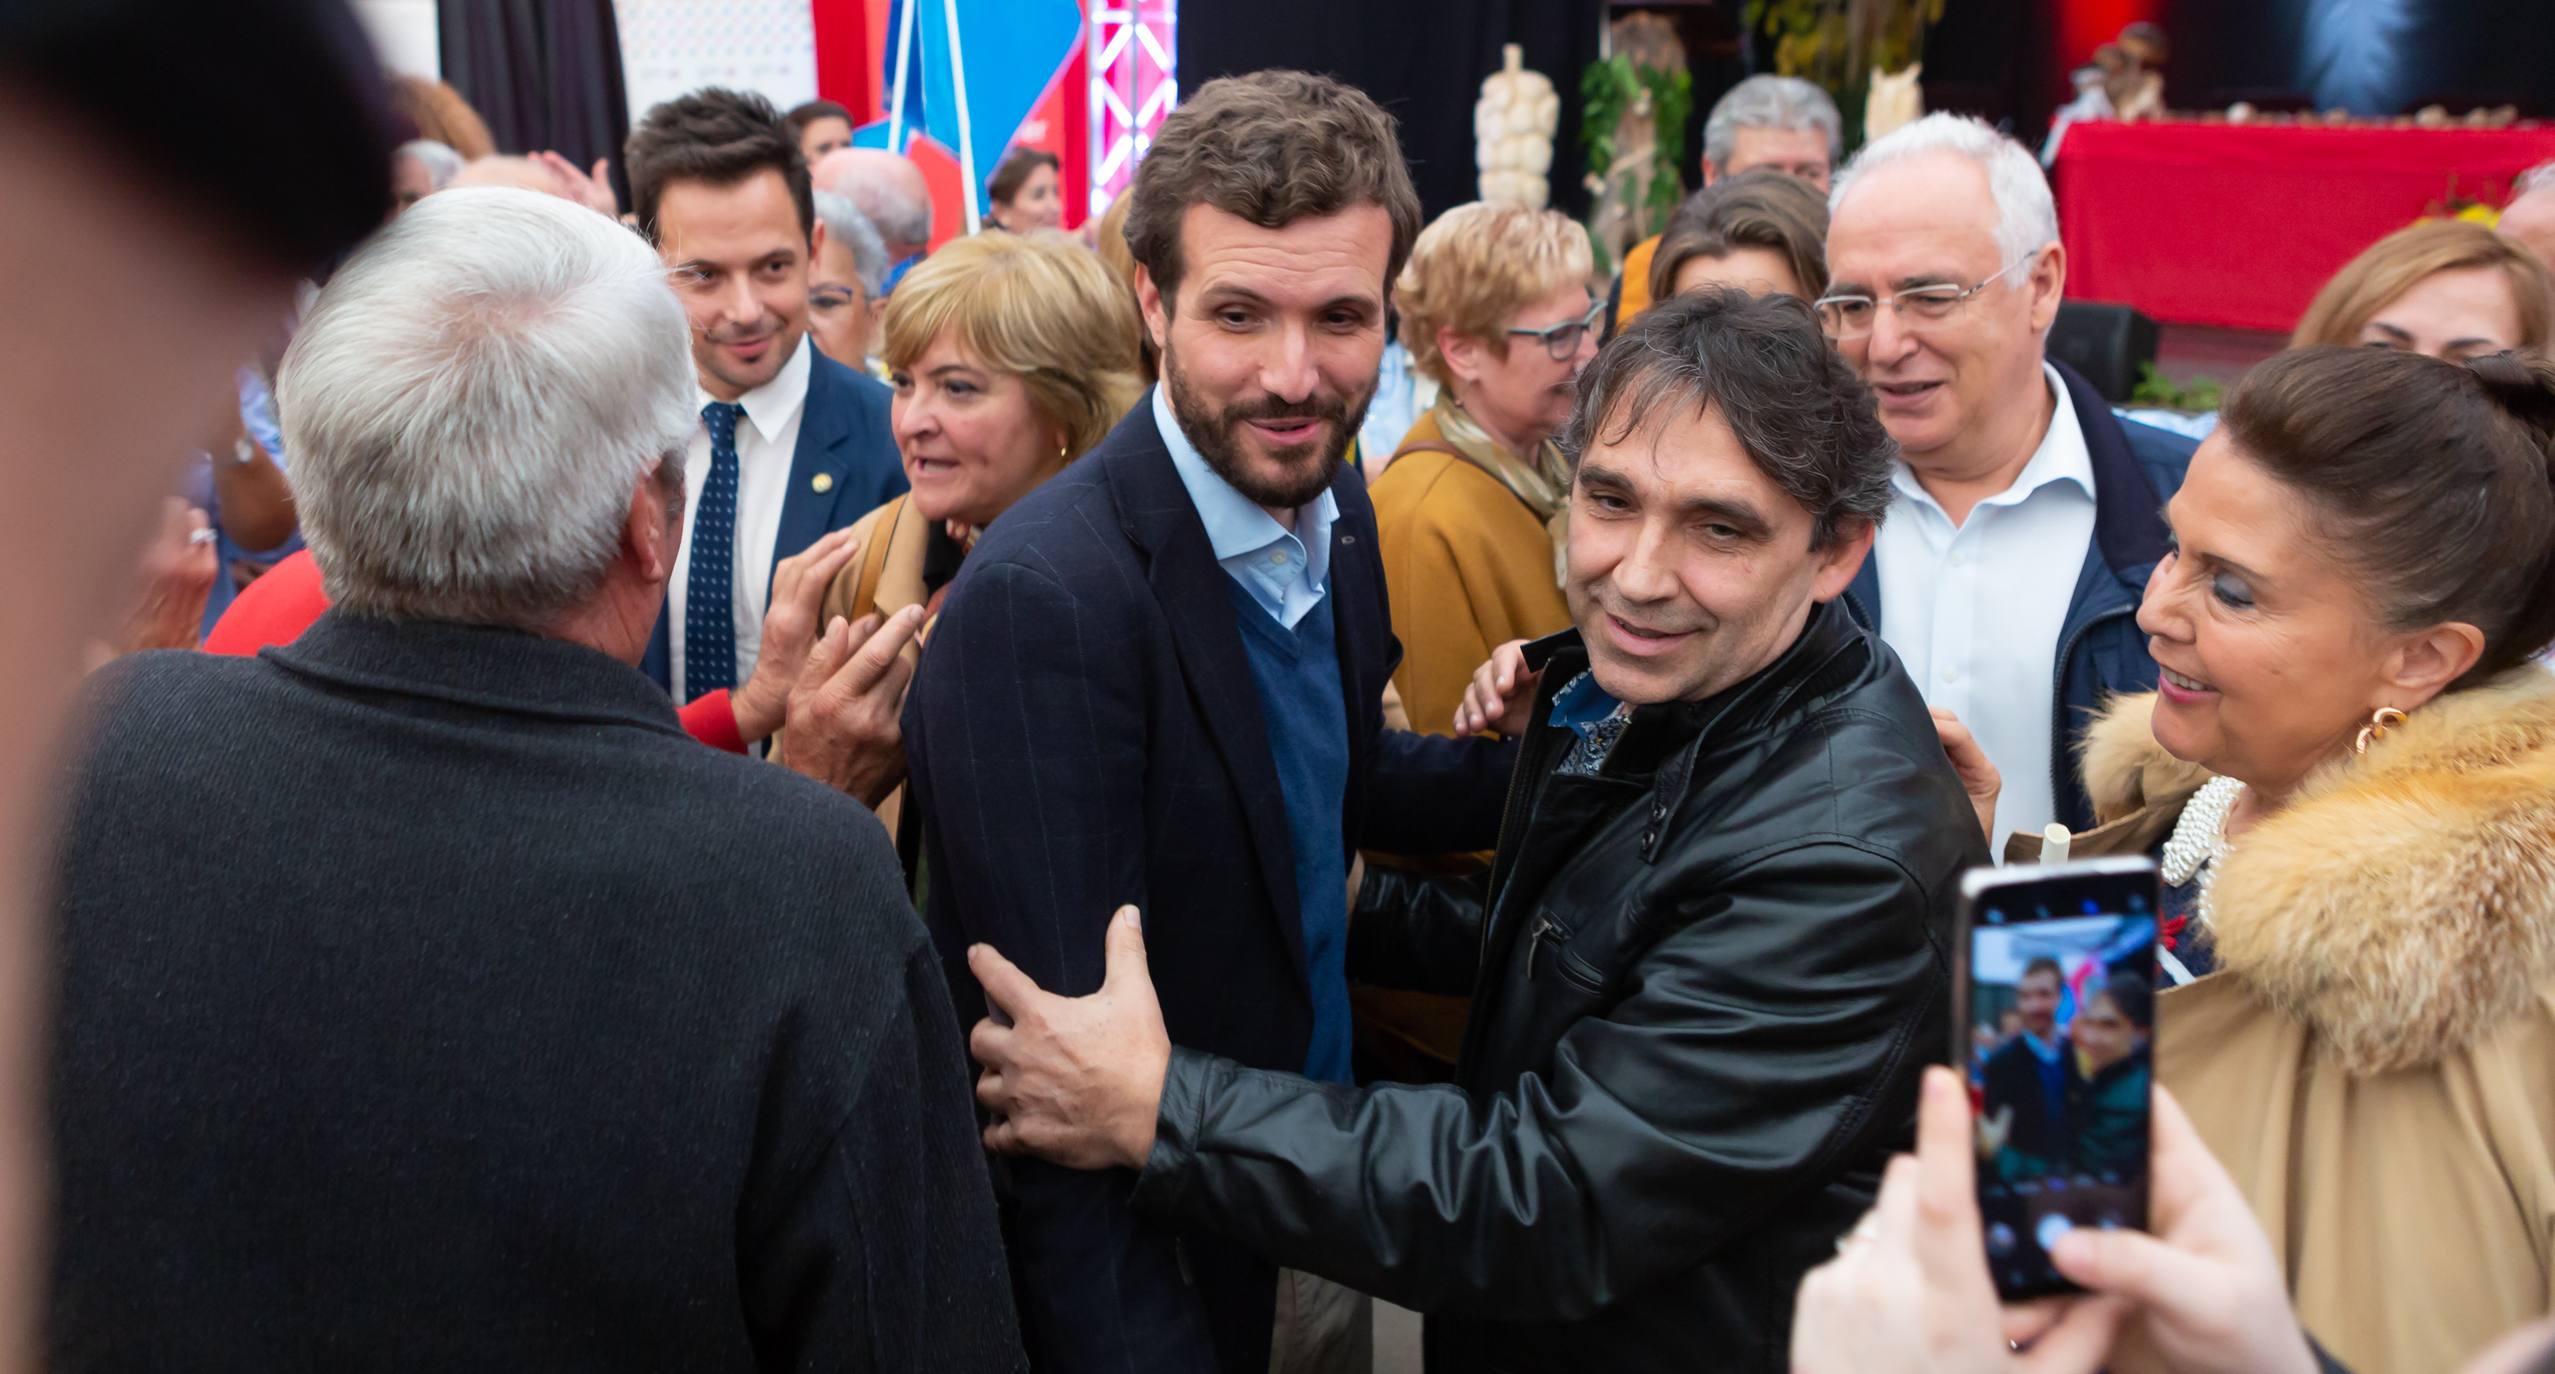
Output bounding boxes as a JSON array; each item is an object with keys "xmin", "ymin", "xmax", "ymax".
[
  {"xmin": 1941, "ymin": 667, "xmax": 1963, "ymax": 685},
  {"xmin": 1267, "ymin": 551, "xmax": 1287, "ymax": 567},
  {"xmin": 1949, "ymin": 550, "xmax": 1969, "ymax": 568}
]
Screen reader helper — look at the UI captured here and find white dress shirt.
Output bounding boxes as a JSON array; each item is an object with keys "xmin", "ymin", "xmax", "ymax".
[
  {"xmin": 1875, "ymin": 363, "xmax": 2096, "ymax": 841},
  {"xmin": 669, "ymin": 336, "xmax": 812, "ymax": 704}
]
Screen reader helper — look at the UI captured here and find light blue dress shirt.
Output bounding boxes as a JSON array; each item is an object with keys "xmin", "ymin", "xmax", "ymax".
[{"xmin": 1151, "ymin": 384, "xmax": 1339, "ymax": 628}]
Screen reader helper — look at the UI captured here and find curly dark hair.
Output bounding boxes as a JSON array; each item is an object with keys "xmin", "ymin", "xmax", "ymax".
[
  {"xmin": 1560, "ymin": 287, "xmax": 1897, "ymax": 550},
  {"xmin": 1121, "ymin": 69, "xmax": 1420, "ymax": 310},
  {"xmin": 624, "ymin": 87, "xmax": 812, "ymax": 246}
]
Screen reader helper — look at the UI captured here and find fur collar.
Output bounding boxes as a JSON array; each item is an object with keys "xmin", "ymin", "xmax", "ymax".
[{"xmin": 2083, "ymin": 670, "xmax": 2555, "ymax": 1074}]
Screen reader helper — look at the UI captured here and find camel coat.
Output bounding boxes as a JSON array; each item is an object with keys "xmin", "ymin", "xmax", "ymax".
[
  {"xmin": 1369, "ymin": 409, "xmax": 1571, "ymax": 741},
  {"xmin": 2038, "ymin": 675, "xmax": 2555, "ymax": 1374},
  {"xmin": 817, "ymin": 494, "xmax": 936, "ymax": 842}
]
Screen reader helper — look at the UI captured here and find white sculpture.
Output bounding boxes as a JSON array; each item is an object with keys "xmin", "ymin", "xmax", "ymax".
[
  {"xmin": 1475, "ymin": 44, "xmax": 1561, "ymax": 210},
  {"xmin": 1865, "ymin": 63, "xmax": 1924, "ymax": 145}
]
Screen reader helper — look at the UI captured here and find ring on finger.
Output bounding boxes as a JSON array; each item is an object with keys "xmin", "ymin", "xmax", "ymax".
[{"xmin": 1833, "ymin": 1217, "xmax": 1882, "ymax": 1256}]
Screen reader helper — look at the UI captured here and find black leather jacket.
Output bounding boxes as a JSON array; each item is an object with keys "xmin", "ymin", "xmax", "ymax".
[{"xmin": 1127, "ymin": 599, "xmax": 1986, "ymax": 1373}]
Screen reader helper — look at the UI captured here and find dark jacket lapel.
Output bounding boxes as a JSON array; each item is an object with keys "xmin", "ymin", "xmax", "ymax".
[
  {"xmin": 642, "ymin": 351, "xmax": 897, "ymax": 695},
  {"xmin": 770, "ymin": 349, "xmax": 862, "ymax": 599},
  {"xmin": 1323, "ymin": 462, "xmax": 1390, "ymax": 832},
  {"xmin": 2053, "ymin": 356, "xmax": 2171, "ymax": 615},
  {"xmin": 1100, "ymin": 399, "xmax": 1309, "ymax": 986}
]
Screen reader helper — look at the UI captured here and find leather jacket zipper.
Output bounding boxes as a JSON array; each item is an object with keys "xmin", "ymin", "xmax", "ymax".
[
  {"xmin": 1481, "ymin": 709, "xmax": 1567, "ymax": 966},
  {"xmin": 1527, "ymin": 914, "xmax": 1605, "ymax": 993}
]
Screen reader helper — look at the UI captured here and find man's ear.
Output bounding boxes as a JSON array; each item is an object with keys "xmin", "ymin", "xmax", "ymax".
[
  {"xmin": 2027, "ymin": 243, "xmax": 2067, "ymax": 334},
  {"xmin": 627, "ymin": 460, "xmax": 684, "ymax": 587},
  {"xmin": 1809, "ymin": 514, "xmax": 1877, "ymax": 603},
  {"xmin": 1135, "ymin": 265, "xmax": 1171, "ymax": 353}
]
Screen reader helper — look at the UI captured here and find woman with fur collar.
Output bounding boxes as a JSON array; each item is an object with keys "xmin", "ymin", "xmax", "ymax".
[{"xmin": 1953, "ymin": 345, "xmax": 2555, "ymax": 1374}]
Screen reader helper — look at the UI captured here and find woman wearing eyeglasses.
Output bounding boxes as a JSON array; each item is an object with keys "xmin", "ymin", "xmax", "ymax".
[{"xmin": 1372, "ymin": 202, "xmax": 1599, "ymax": 743}]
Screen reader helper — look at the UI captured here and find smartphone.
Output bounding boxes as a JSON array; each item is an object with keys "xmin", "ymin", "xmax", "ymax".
[{"xmin": 1951, "ymin": 856, "xmax": 2159, "ymax": 1301}]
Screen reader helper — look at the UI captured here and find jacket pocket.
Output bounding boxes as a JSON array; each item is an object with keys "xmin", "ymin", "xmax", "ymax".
[{"xmin": 1527, "ymin": 914, "xmax": 1609, "ymax": 995}]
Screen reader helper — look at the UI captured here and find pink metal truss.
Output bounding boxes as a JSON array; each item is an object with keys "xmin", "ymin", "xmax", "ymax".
[{"xmin": 1085, "ymin": 0, "xmax": 1177, "ymax": 216}]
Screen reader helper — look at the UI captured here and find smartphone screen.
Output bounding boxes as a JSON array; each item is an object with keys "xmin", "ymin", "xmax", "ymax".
[{"xmin": 1955, "ymin": 859, "xmax": 2159, "ymax": 1301}]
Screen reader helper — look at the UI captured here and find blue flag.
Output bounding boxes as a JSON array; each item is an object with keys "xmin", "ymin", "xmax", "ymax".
[{"xmin": 853, "ymin": 0, "xmax": 1082, "ymax": 218}]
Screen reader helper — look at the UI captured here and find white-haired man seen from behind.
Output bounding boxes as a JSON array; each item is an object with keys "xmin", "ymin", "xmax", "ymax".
[
  {"xmin": 2499, "ymin": 161, "xmax": 2555, "ymax": 274},
  {"xmin": 1614, "ymin": 74, "xmax": 1841, "ymax": 324},
  {"xmin": 1821, "ymin": 113, "xmax": 2199, "ymax": 844},
  {"xmin": 46, "ymin": 187, "xmax": 1024, "ymax": 1371}
]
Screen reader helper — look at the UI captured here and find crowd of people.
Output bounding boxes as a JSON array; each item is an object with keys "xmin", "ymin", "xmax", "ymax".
[{"xmin": 16, "ymin": 3, "xmax": 2555, "ymax": 1373}]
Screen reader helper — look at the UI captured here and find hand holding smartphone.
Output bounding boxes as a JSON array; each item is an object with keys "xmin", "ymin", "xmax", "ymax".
[{"xmin": 1952, "ymin": 857, "xmax": 2160, "ymax": 1301}]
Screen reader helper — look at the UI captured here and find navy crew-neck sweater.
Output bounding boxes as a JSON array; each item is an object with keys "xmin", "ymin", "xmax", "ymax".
[{"xmin": 1224, "ymin": 580, "xmax": 1354, "ymax": 1083}]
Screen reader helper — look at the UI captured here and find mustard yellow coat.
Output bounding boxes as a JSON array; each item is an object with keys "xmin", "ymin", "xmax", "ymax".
[{"xmin": 1369, "ymin": 411, "xmax": 1571, "ymax": 739}]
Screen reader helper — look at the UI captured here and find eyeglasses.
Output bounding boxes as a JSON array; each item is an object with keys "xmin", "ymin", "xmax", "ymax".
[
  {"xmin": 1813, "ymin": 256, "xmax": 2034, "ymax": 341},
  {"xmin": 1506, "ymin": 302, "xmax": 1606, "ymax": 361}
]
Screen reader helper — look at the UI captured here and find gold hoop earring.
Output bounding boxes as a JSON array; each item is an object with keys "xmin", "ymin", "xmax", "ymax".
[{"xmin": 2354, "ymin": 706, "xmax": 2409, "ymax": 756}]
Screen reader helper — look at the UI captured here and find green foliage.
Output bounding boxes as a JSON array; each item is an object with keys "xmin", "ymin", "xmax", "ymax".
[
  {"xmin": 1740, "ymin": 0, "xmax": 1945, "ymax": 149},
  {"xmin": 1579, "ymin": 55, "xmax": 1695, "ymax": 262},
  {"xmin": 2130, "ymin": 363, "xmax": 2225, "ymax": 414}
]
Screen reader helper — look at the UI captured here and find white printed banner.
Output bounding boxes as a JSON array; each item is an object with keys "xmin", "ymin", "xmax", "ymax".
[{"xmin": 618, "ymin": 0, "xmax": 820, "ymax": 125}]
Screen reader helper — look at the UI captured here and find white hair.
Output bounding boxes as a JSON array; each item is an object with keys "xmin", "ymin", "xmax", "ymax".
[
  {"xmin": 841, "ymin": 176, "xmax": 931, "ymax": 251},
  {"xmin": 279, "ymin": 187, "xmax": 695, "ymax": 628},
  {"xmin": 1701, "ymin": 76, "xmax": 1842, "ymax": 175},
  {"xmin": 1830, "ymin": 112, "xmax": 2059, "ymax": 270},
  {"xmin": 396, "ymin": 138, "xmax": 464, "ymax": 190},
  {"xmin": 812, "ymin": 190, "xmax": 891, "ymax": 295},
  {"xmin": 2519, "ymin": 160, "xmax": 2555, "ymax": 197}
]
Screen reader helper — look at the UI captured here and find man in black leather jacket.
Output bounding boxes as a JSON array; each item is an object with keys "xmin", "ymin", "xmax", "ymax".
[{"xmin": 967, "ymin": 289, "xmax": 1990, "ymax": 1374}]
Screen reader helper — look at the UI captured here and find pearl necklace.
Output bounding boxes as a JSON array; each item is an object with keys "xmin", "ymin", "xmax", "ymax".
[{"xmin": 2160, "ymin": 775, "xmax": 2244, "ymax": 935}]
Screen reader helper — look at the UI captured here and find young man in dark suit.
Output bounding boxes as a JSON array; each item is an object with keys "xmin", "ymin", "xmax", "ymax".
[
  {"xmin": 624, "ymin": 87, "xmax": 908, "ymax": 709},
  {"xmin": 961, "ymin": 290, "xmax": 1988, "ymax": 1374},
  {"xmin": 902, "ymin": 70, "xmax": 1513, "ymax": 1374}
]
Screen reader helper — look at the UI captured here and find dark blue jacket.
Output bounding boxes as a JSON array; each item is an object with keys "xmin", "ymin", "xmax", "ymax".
[
  {"xmin": 1842, "ymin": 358, "xmax": 2194, "ymax": 832},
  {"xmin": 902, "ymin": 396, "xmax": 1515, "ymax": 1374},
  {"xmin": 643, "ymin": 346, "xmax": 907, "ymax": 695}
]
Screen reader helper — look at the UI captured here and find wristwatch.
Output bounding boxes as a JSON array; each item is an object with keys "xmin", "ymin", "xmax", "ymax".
[{"xmin": 232, "ymin": 437, "xmax": 260, "ymax": 468}]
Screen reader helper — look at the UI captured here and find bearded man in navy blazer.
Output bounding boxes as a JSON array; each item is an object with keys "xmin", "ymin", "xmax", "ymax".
[
  {"xmin": 625, "ymin": 88, "xmax": 907, "ymax": 707},
  {"xmin": 904, "ymin": 71, "xmax": 1515, "ymax": 1374}
]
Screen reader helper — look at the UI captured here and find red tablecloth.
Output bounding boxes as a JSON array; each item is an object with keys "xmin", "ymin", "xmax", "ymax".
[{"xmin": 2054, "ymin": 121, "xmax": 2555, "ymax": 332}]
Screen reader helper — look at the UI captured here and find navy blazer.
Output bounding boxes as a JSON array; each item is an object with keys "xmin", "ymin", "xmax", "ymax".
[
  {"xmin": 903, "ymin": 395, "xmax": 1516, "ymax": 1374},
  {"xmin": 643, "ymin": 345, "xmax": 908, "ymax": 696},
  {"xmin": 1842, "ymin": 357, "xmax": 2195, "ymax": 831}
]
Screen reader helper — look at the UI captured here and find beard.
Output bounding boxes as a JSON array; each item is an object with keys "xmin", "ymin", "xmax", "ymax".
[{"xmin": 1161, "ymin": 338, "xmax": 1370, "ymax": 510}]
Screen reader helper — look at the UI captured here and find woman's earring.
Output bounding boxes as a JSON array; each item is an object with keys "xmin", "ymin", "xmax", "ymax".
[{"xmin": 2354, "ymin": 706, "xmax": 2409, "ymax": 756}]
